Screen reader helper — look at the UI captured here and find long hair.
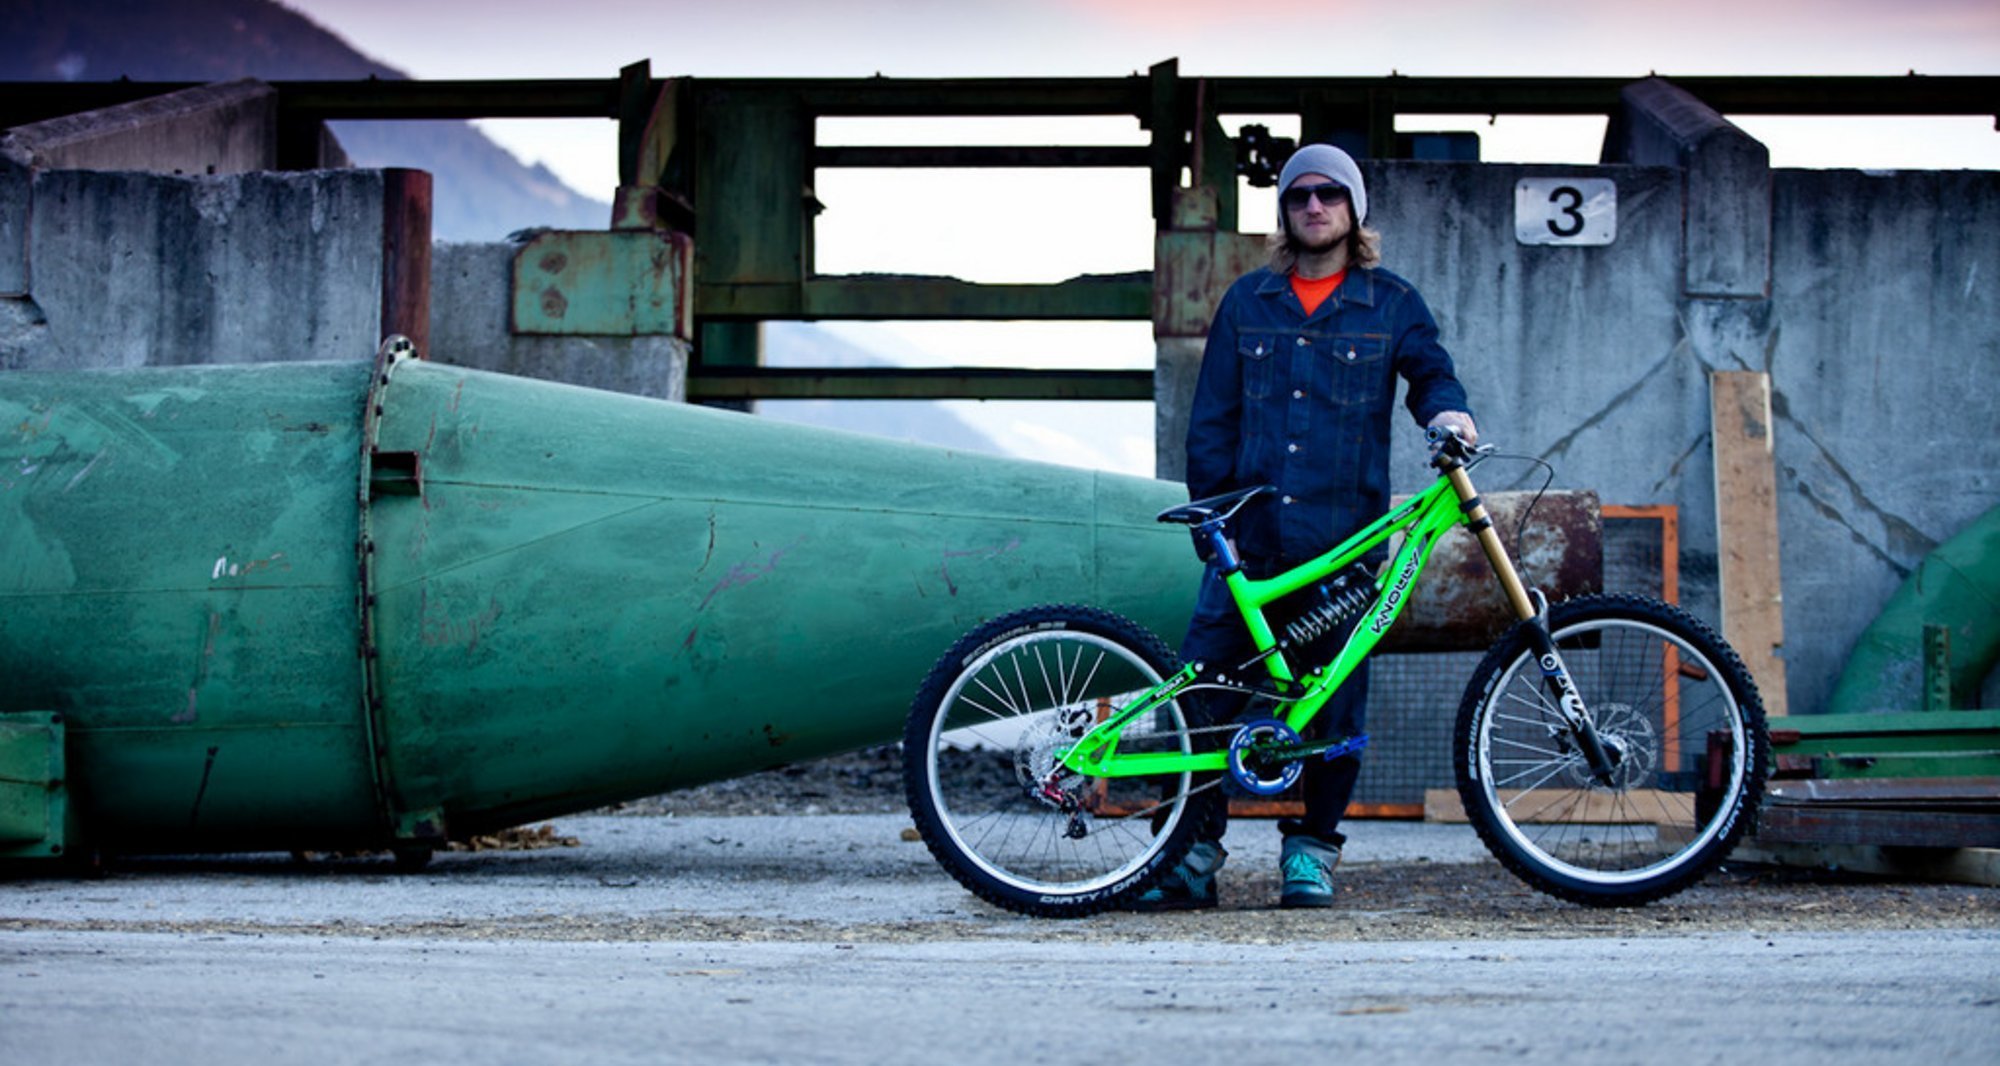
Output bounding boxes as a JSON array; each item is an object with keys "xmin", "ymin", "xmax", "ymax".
[{"xmin": 1266, "ymin": 220, "xmax": 1382, "ymax": 274}]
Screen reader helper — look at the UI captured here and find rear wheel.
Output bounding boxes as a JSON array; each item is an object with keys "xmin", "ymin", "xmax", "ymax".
[
  {"xmin": 903, "ymin": 605, "xmax": 1221, "ymax": 917},
  {"xmin": 1454, "ymin": 595, "xmax": 1767, "ymax": 906}
]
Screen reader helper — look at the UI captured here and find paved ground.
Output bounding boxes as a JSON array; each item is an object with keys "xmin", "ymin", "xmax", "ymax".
[{"xmin": 3, "ymin": 814, "xmax": 1997, "ymax": 1064}]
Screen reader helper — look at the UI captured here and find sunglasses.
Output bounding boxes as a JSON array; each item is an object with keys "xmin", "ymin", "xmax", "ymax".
[{"xmin": 1282, "ymin": 182, "xmax": 1349, "ymax": 211}]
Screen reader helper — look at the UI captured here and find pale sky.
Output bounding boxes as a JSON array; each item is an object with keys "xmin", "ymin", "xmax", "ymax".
[{"xmin": 282, "ymin": 0, "xmax": 1999, "ymax": 475}]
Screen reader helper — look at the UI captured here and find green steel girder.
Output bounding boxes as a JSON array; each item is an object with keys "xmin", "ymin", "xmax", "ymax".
[
  {"xmin": 1768, "ymin": 710, "xmax": 2000, "ymax": 782},
  {"xmin": 694, "ymin": 275, "xmax": 1153, "ymax": 321},
  {"xmin": 687, "ymin": 367, "xmax": 1152, "ymax": 402}
]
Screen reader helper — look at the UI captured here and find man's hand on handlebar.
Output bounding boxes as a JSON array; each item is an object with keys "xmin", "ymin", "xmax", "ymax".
[{"xmin": 1426, "ymin": 410, "xmax": 1478, "ymax": 446}]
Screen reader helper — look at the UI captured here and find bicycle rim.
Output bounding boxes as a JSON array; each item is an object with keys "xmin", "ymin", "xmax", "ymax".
[
  {"xmin": 920, "ymin": 630, "xmax": 1198, "ymax": 900},
  {"xmin": 1468, "ymin": 610, "xmax": 1757, "ymax": 894}
]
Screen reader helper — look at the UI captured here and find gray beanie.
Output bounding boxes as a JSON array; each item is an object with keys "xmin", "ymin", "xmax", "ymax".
[{"xmin": 1276, "ymin": 143, "xmax": 1367, "ymax": 225}]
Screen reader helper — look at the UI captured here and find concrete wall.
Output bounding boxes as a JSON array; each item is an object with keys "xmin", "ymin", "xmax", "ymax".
[
  {"xmin": 0, "ymin": 80, "xmax": 686, "ymax": 390},
  {"xmin": 1765, "ymin": 168, "xmax": 2000, "ymax": 712},
  {"xmin": 0, "ymin": 166, "xmax": 391, "ymax": 369}
]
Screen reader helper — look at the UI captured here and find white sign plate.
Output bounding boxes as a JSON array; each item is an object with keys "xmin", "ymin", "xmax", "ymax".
[{"xmin": 1514, "ymin": 178, "xmax": 1617, "ymax": 246}]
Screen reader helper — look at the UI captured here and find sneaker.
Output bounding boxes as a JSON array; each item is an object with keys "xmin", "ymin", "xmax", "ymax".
[
  {"xmin": 1279, "ymin": 834, "xmax": 1341, "ymax": 908},
  {"xmin": 1128, "ymin": 840, "xmax": 1226, "ymax": 911}
]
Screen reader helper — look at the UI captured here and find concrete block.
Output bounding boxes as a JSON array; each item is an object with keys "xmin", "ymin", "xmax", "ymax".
[
  {"xmin": 2, "ymin": 80, "xmax": 279, "ymax": 176},
  {"xmin": 23, "ymin": 167, "xmax": 387, "ymax": 368},
  {"xmin": 0, "ymin": 155, "xmax": 27, "ymax": 297},
  {"xmin": 1607, "ymin": 79, "xmax": 1772, "ymax": 298}
]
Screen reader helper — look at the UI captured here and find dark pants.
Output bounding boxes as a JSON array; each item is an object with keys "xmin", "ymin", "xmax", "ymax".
[{"xmin": 1180, "ymin": 562, "xmax": 1368, "ymax": 846}]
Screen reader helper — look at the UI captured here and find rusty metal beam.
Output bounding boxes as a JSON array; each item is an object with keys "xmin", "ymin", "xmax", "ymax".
[{"xmin": 6, "ymin": 74, "xmax": 1995, "ymax": 132}]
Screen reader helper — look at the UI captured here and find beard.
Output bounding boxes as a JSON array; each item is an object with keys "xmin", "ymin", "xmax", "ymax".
[{"xmin": 1287, "ymin": 221, "xmax": 1346, "ymax": 256}]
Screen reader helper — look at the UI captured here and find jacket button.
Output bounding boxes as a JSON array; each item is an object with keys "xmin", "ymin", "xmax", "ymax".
[
  {"xmin": 1287, "ymin": 443, "xmax": 1299, "ymax": 454},
  {"xmin": 1292, "ymin": 389, "xmax": 1305, "ymax": 399},
  {"xmin": 1297, "ymin": 337, "xmax": 1309, "ymax": 347},
  {"xmin": 1345, "ymin": 349, "xmax": 1357, "ymax": 361},
  {"xmin": 1282, "ymin": 495, "xmax": 1294, "ymax": 504}
]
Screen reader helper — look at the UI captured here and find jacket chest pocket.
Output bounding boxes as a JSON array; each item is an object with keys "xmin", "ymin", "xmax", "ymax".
[
  {"xmin": 1240, "ymin": 338, "xmax": 1277, "ymax": 400},
  {"xmin": 1325, "ymin": 334, "xmax": 1390, "ymax": 407}
]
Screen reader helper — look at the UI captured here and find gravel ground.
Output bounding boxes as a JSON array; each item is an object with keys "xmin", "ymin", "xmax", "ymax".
[
  {"xmin": 592, "ymin": 746, "xmax": 2000, "ymax": 942},
  {"xmin": 8, "ymin": 747, "xmax": 1995, "ymax": 945}
]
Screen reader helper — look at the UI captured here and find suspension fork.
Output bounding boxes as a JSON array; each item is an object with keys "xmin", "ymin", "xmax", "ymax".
[{"xmin": 1445, "ymin": 461, "xmax": 1619, "ymax": 785}]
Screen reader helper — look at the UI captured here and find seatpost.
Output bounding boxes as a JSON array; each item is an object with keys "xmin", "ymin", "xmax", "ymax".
[{"xmin": 1198, "ymin": 520, "xmax": 1242, "ymax": 574}]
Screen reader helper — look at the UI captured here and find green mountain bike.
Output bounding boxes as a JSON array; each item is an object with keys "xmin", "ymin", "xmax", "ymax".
[{"xmin": 903, "ymin": 429, "xmax": 1768, "ymax": 917}]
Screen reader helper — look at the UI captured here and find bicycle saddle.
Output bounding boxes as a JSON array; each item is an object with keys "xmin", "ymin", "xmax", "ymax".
[{"xmin": 1155, "ymin": 484, "xmax": 1274, "ymax": 526}]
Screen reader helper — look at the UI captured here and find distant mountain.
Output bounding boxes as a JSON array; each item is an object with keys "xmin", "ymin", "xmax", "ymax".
[
  {"xmin": 0, "ymin": 0, "xmax": 608, "ymax": 239},
  {"xmin": 758, "ymin": 323, "xmax": 1006, "ymax": 457}
]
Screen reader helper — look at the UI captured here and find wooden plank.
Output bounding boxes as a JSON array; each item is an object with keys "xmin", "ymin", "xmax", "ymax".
[
  {"xmin": 1425, "ymin": 787, "xmax": 1694, "ymax": 824},
  {"xmin": 1766, "ymin": 776, "xmax": 2000, "ymax": 807},
  {"xmin": 1710, "ymin": 371, "xmax": 1790, "ymax": 716},
  {"xmin": 1754, "ymin": 806, "xmax": 2000, "ymax": 848}
]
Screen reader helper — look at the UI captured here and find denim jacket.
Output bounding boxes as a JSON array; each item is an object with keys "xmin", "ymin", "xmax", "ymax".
[{"xmin": 1185, "ymin": 265, "xmax": 1470, "ymax": 566}]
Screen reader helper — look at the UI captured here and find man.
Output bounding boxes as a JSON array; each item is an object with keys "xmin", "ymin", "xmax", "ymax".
[{"xmin": 1136, "ymin": 143, "xmax": 1477, "ymax": 910}]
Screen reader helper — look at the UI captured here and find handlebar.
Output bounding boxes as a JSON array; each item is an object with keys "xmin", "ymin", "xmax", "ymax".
[{"xmin": 1426, "ymin": 425, "xmax": 1483, "ymax": 468}]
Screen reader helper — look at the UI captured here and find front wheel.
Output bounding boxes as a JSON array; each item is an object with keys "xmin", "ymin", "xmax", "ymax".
[
  {"xmin": 903, "ymin": 605, "xmax": 1221, "ymax": 918},
  {"xmin": 1454, "ymin": 594, "xmax": 1768, "ymax": 907}
]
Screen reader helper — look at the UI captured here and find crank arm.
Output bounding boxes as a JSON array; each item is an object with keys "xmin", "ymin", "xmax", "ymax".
[{"xmin": 1260, "ymin": 733, "xmax": 1371, "ymax": 764}]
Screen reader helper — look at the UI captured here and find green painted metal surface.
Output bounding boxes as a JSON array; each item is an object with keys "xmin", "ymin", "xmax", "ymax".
[
  {"xmin": 1768, "ymin": 710, "xmax": 2000, "ymax": 781},
  {"xmin": 1, "ymin": 357, "xmax": 1201, "ymax": 853},
  {"xmin": 362, "ymin": 354, "xmax": 1197, "ymax": 836},
  {"xmin": 1, "ymin": 362, "xmax": 381, "ymax": 853},
  {"xmin": 0, "ymin": 712, "xmax": 66, "ymax": 857},
  {"xmin": 1827, "ymin": 504, "xmax": 2000, "ymax": 715},
  {"xmin": 511, "ymin": 229, "xmax": 693, "ymax": 338}
]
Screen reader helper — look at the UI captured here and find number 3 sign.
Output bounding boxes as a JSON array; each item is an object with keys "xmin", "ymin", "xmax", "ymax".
[{"xmin": 1514, "ymin": 178, "xmax": 1617, "ymax": 246}]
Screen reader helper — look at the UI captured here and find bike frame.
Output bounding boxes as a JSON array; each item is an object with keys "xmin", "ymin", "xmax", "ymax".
[{"xmin": 1059, "ymin": 451, "xmax": 1538, "ymax": 780}]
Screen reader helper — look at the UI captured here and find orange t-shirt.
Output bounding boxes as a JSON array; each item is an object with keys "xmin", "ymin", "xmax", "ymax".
[{"xmin": 1290, "ymin": 269, "xmax": 1346, "ymax": 316}]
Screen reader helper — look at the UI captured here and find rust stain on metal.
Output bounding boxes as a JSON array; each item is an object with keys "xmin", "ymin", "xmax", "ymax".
[
  {"xmin": 174, "ymin": 611, "xmax": 223, "ymax": 724},
  {"xmin": 1390, "ymin": 491, "xmax": 1601, "ymax": 651},
  {"xmin": 940, "ymin": 538, "xmax": 1023, "ymax": 597},
  {"xmin": 419, "ymin": 590, "xmax": 505, "ymax": 652},
  {"xmin": 538, "ymin": 251, "xmax": 568, "ymax": 274},
  {"xmin": 697, "ymin": 536, "xmax": 806, "ymax": 611},
  {"xmin": 540, "ymin": 286, "xmax": 569, "ymax": 319}
]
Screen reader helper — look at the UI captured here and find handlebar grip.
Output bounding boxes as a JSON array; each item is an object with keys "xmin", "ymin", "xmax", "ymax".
[{"xmin": 1425, "ymin": 423, "xmax": 1473, "ymax": 465}]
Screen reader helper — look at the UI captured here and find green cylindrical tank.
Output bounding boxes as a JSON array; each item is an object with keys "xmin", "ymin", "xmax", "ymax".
[
  {"xmin": 0, "ymin": 351, "xmax": 1201, "ymax": 855},
  {"xmin": 1826, "ymin": 503, "xmax": 2000, "ymax": 714},
  {"xmin": 2, "ymin": 361, "xmax": 381, "ymax": 853}
]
